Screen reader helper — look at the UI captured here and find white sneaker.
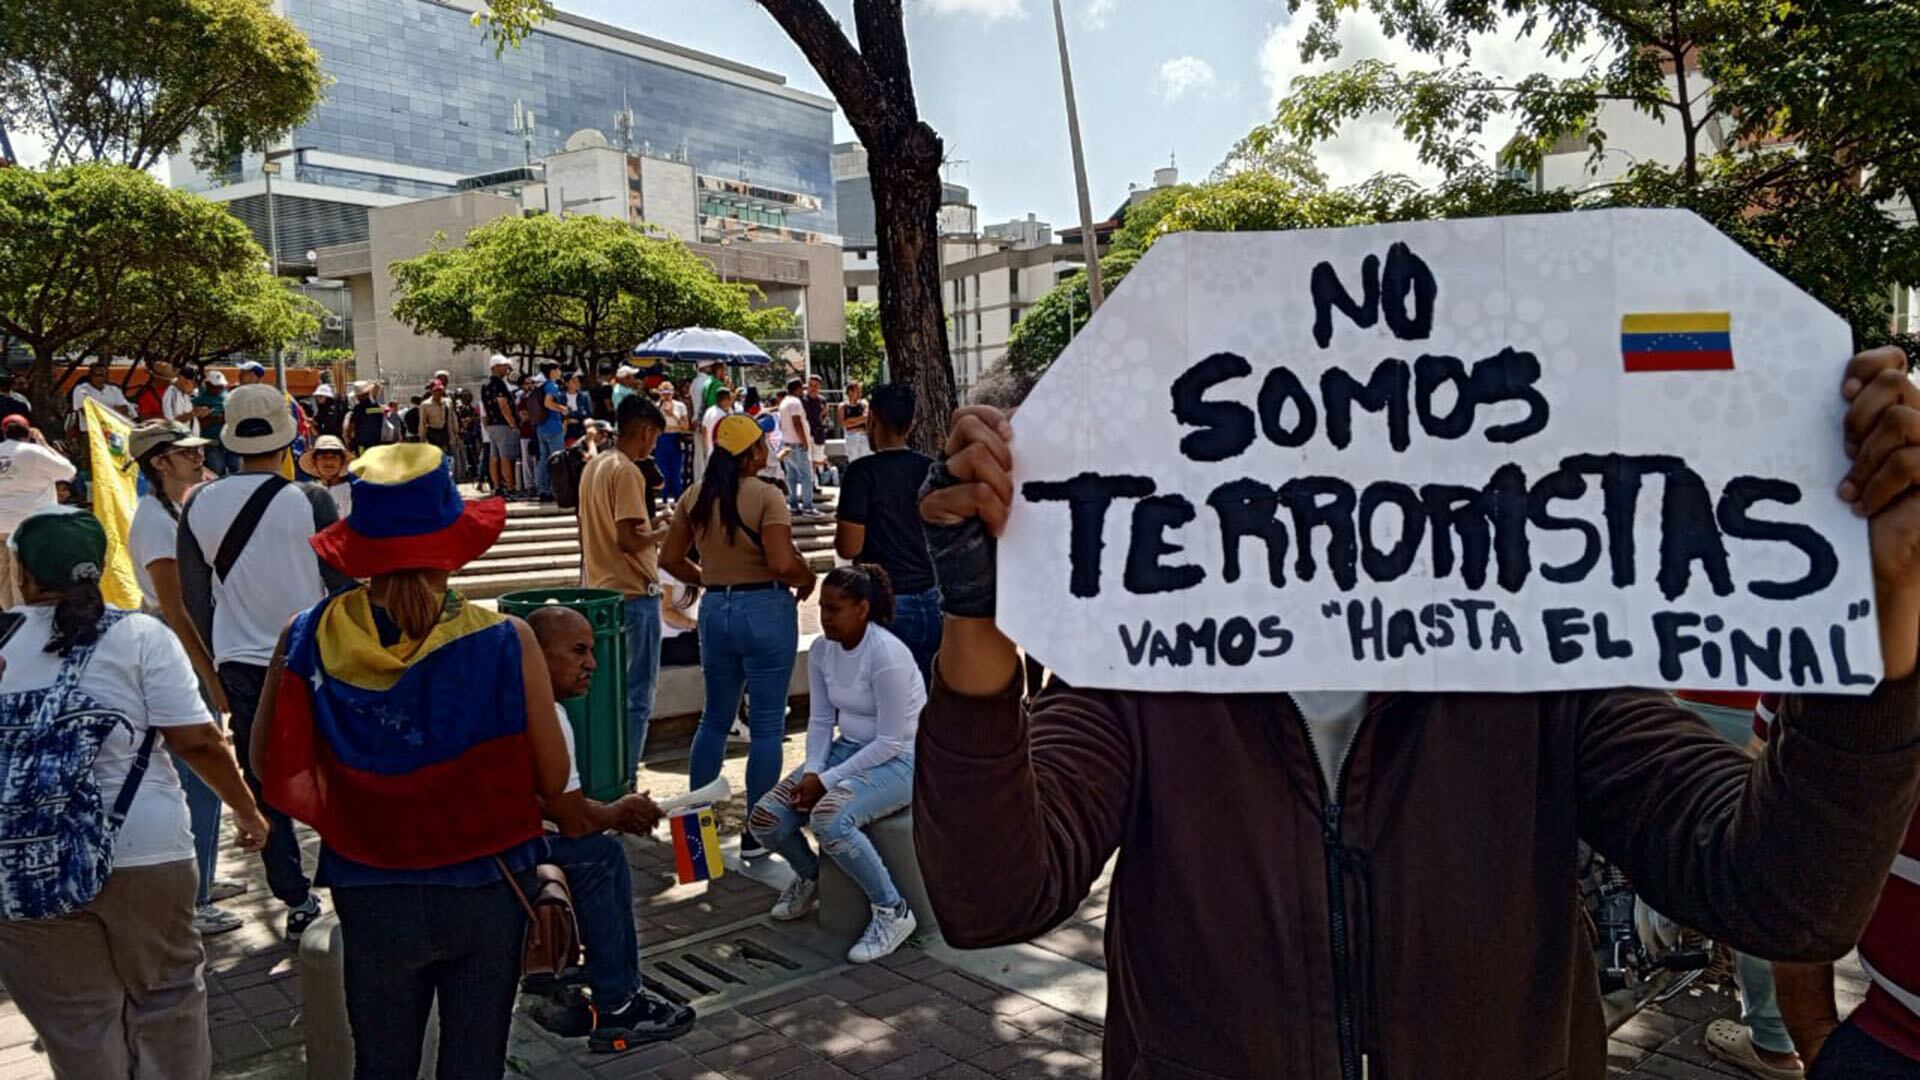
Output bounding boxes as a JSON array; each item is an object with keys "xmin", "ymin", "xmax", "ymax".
[
  {"xmin": 728, "ymin": 718, "xmax": 752, "ymax": 744},
  {"xmin": 193, "ymin": 904, "xmax": 243, "ymax": 936},
  {"xmin": 770, "ymin": 876, "xmax": 818, "ymax": 921},
  {"xmin": 848, "ymin": 903, "xmax": 916, "ymax": 964},
  {"xmin": 206, "ymin": 879, "xmax": 249, "ymax": 902}
]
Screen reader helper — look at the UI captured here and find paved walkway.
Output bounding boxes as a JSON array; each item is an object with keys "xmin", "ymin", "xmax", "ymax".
[{"xmin": 0, "ymin": 729, "xmax": 1860, "ymax": 1079}]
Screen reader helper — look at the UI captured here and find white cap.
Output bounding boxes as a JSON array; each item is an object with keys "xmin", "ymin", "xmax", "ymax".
[
  {"xmin": 616, "ymin": 365, "xmax": 637, "ymax": 378},
  {"xmin": 204, "ymin": 370, "xmax": 228, "ymax": 388},
  {"xmin": 489, "ymin": 354, "xmax": 512, "ymax": 370},
  {"xmin": 313, "ymin": 383, "xmax": 335, "ymax": 398}
]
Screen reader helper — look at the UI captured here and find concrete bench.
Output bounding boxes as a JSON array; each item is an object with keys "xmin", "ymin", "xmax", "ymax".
[{"xmin": 817, "ymin": 808, "xmax": 939, "ymax": 943}]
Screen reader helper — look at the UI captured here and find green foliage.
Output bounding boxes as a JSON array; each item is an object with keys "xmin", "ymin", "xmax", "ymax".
[
  {"xmin": 844, "ymin": 301, "xmax": 887, "ymax": 386},
  {"xmin": 1209, "ymin": 132, "xmax": 1329, "ymax": 188},
  {"xmin": 0, "ymin": 0, "xmax": 326, "ymax": 170},
  {"xmin": 390, "ymin": 213, "xmax": 792, "ymax": 370},
  {"xmin": 1006, "ymin": 166, "xmax": 1572, "ymax": 377},
  {"xmin": 1269, "ymin": 0, "xmax": 1920, "ymax": 350},
  {"xmin": 0, "ymin": 162, "xmax": 309, "ymax": 414}
]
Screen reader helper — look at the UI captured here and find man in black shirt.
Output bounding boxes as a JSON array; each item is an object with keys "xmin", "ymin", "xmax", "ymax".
[
  {"xmin": 480, "ymin": 355, "xmax": 520, "ymax": 496},
  {"xmin": 311, "ymin": 384, "xmax": 347, "ymax": 440},
  {"xmin": 344, "ymin": 381, "xmax": 387, "ymax": 453},
  {"xmin": 833, "ymin": 382, "xmax": 939, "ymax": 683}
]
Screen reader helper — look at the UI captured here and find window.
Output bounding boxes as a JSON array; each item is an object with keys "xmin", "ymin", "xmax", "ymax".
[
  {"xmin": 847, "ymin": 287, "xmax": 858, "ymax": 302},
  {"xmin": 1009, "ymin": 266, "xmax": 1020, "ymax": 299},
  {"xmin": 1010, "ymin": 308, "xmax": 1022, "ymax": 325}
]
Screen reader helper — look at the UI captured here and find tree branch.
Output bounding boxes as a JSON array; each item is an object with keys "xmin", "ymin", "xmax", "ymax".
[{"xmin": 751, "ymin": 0, "xmax": 894, "ymax": 137}]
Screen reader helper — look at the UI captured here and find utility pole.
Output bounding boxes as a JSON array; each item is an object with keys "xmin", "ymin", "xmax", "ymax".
[
  {"xmin": 260, "ymin": 146, "xmax": 313, "ymax": 388},
  {"xmin": 1052, "ymin": 0, "xmax": 1104, "ymax": 311}
]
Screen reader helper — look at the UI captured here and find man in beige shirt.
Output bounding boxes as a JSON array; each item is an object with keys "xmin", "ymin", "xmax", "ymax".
[{"xmin": 577, "ymin": 394, "xmax": 668, "ymax": 785}]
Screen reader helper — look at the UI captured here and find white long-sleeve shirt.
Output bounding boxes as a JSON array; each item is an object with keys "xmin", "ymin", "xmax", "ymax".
[{"xmin": 804, "ymin": 624, "xmax": 926, "ymax": 788}]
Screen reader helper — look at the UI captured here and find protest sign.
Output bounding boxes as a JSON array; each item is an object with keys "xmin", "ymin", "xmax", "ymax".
[{"xmin": 997, "ymin": 209, "xmax": 1879, "ymax": 694}]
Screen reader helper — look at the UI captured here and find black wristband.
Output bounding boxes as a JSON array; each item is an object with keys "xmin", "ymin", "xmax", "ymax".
[{"xmin": 919, "ymin": 459, "xmax": 997, "ymax": 618}]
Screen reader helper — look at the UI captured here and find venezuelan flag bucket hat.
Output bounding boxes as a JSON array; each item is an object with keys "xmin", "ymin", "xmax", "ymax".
[{"xmin": 309, "ymin": 444, "xmax": 505, "ymax": 577}]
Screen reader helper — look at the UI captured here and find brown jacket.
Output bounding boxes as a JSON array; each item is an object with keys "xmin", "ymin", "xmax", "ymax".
[{"xmin": 913, "ymin": 674, "xmax": 1920, "ymax": 1080}]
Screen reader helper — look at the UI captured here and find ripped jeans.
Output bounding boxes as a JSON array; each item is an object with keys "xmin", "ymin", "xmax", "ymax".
[{"xmin": 747, "ymin": 737, "xmax": 913, "ymax": 909}]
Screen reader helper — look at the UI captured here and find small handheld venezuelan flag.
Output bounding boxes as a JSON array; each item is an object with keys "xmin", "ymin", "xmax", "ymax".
[
  {"xmin": 668, "ymin": 807, "xmax": 725, "ymax": 884},
  {"xmin": 1620, "ymin": 312, "xmax": 1734, "ymax": 372}
]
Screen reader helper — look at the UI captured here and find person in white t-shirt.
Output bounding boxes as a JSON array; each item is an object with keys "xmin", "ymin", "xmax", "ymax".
[
  {"xmin": 161, "ymin": 367, "xmax": 200, "ymax": 436},
  {"xmin": 775, "ymin": 378, "xmax": 817, "ymax": 516},
  {"xmin": 0, "ymin": 415, "xmax": 75, "ymax": 609},
  {"xmin": 0, "ymin": 508, "xmax": 269, "ymax": 1078},
  {"xmin": 700, "ymin": 387, "xmax": 734, "ymax": 470},
  {"xmin": 126, "ymin": 421, "xmax": 246, "ymax": 935},
  {"xmin": 69, "ymin": 362, "xmax": 131, "ymax": 433},
  {"xmin": 526, "ymin": 606, "xmax": 696, "ymax": 1050},
  {"xmin": 749, "ymin": 563, "xmax": 924, "ymax": 963},
  {"xmin": 176, "ymin": 385, "xmax": 355, "ymax": 943}
]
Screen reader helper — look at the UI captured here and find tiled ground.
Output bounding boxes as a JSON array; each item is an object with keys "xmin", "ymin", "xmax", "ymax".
[{"xmin": 0, "ymin": 728, "xmax": 1866, "ymax": 1079}]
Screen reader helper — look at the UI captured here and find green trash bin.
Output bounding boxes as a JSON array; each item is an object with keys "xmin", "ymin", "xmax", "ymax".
[{"xmin": 498, "ymin": 588, "xmax": 630, "ymax": 802}]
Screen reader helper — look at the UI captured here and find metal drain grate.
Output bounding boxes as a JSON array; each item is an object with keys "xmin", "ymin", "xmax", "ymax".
[{"xmin": 644, "ymin": 918, "xmax": 846, "ymax": 1010}]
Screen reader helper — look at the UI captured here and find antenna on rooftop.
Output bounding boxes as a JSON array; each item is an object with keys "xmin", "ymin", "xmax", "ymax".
[{"xmin": 614, "ymin": 90, "xmax": 636, "ymax": 152}]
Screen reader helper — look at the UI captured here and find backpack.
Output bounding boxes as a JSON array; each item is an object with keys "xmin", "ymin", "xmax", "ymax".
[
  {"xmin": 521, "ymin": 385, "xmax": 550, "ymax": 430},
  {"xmin": 549, "ymin": 442, "xmax": 587, "ymax": 511},
  {"xmin": 0, "ymin": 610, "xmax": 149, "ymax": 921}
]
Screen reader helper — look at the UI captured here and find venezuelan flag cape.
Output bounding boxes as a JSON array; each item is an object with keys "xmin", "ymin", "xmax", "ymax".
[{"xmin": 263, "ymin": 589, "xmax": 543, "ymax": 869}]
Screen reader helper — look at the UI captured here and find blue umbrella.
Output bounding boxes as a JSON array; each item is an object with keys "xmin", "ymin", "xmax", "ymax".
[{"xmin": 631, "ymin": 327, "xmax": 773, "ymax": 366}]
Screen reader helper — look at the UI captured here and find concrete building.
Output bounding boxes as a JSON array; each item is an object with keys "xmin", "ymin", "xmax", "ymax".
[{"xmin": 179, "ymin": 0, "xmax": 838, "ymax": 271}]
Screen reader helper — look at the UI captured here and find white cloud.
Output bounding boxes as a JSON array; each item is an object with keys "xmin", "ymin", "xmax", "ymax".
[
  {"xmin": 1081, "ymin": 0, "xmax": 1116, "ymax": 30},
  {"xmin": 1156, "ymin": 55, "xmax": 1217, "ymax": 103},
  {"xmin": 1258, "ymin": 13, "xmax": 1591, "ymax": 184},
  {"xmin": 920, "ymin": 0, "xmax": 1027, "ymax": 19}
]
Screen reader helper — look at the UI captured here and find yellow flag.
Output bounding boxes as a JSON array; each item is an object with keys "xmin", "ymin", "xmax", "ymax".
[{"xmin": 82, "ymin": 399, "xmax": 142, "ymax": 610}]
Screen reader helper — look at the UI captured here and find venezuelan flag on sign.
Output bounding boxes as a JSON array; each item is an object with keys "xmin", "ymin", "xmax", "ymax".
[
  {"xmin": 669, "ymin": 807, "xmax": 725, "ymax": 883},
  {"xmin": 1621, "ymin": 312, "xmax": 1735, "ymax": 372},
  {"xmin": 262, "ymin": 588, "xmax": 543, "ymax": 869},
  {"xmin": 83, "ymin": 399, "xmax": 142, "ymax": 610}
]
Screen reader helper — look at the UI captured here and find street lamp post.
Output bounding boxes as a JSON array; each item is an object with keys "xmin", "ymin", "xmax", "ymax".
[{"xmin": 261, "ymin": 146, "xmax": 315, "ymax": 388}]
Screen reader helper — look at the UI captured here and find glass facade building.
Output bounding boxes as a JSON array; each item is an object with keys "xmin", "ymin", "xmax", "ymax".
[{"xmin": 199, "ymin": 0, "xmax": 835, "ymax": 239}]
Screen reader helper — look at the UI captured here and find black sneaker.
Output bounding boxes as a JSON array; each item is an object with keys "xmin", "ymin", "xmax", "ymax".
[
  {"xmin": 739, "ymin": 835, "xmax": 768, "ymax": 860},
  {"xmin": 589, "ymin": 990, "xmax": 696, "ymax": 1053},
  {"xmin": 285, "ymin": 896, "xmax": 322, "ymax": 944}
]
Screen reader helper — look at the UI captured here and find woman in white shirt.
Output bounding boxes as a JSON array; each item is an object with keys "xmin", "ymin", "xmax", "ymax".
[
  {"xmin": 0, "ymin": 416, "xmax": 76, "ymax": 608},
  {"xmin": 0, "ymin": 508, "xmax": 269, "ymax": 1078},
  {"xmin": 747, "ymin": 563, "xmax": 924, "ymax": 964},
  {"xmin": 126, "ymin": 421, "xmax": 245, "ymax": 935}
]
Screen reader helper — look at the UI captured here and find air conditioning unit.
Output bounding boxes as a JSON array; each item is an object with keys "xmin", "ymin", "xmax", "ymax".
[{"xmin": 323, "ymin": 315, "xmax": 344, "ymax": 331}]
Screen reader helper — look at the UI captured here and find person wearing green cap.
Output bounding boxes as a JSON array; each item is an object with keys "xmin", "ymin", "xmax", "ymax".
[{"xmin": 0, "ymin": 506, "xmax": 270, "ymax": 1078}]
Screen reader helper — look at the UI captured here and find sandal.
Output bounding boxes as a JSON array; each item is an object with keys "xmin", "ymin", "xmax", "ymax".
[{"xmin": 1705, "ymin": 1018, "xmax": 1804, "ymax": 1080}]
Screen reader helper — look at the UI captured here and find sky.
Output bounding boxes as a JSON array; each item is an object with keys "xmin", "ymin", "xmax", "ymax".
[
  {"xmin": 11, "ymin": 0, "xmax": 1591, "ymax": 231},
  {"xmin": 552, "ymin": 0, "xmax": 1592, "ymax": 228}
]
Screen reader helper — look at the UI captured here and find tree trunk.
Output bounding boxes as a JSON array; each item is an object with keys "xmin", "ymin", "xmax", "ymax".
[
  {"xmin": 869, "ymin": 122, "xmax": 956, "ymax": 455},
  {"xmin": 28, "ymin": 343, "xmax": 60, "ymax": 429}
]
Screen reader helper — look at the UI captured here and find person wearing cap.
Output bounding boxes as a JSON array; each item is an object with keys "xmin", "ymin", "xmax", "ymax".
[
  {"xmin": 160, "ymin": 365, "xmax": 200, "ymax": 435},
  {"xmin": 194, "ymin": 371, "xmax": 231, "ymax": 476},
  {"xmin": 482, "ymin": 356, "xmax": 522, "ymax": 498},
  {"xmin": 176, "ymin": 384, "xmax": 357, "ymax": 943},
  {"xmin": 250, "ymin": 444, "xmax": 573, "ymax": 1076},
  {"xmin": 0, "ymin": 416, "xmax": 74, "ymax": 608},
  {"xmin": 130, "ymin": 361, "xmax": 172, "ymax": 421},
  {"xmin": 533, "ymin": 361, "xmax": 569, "ymax": 500},
  {"xmin": 236, "ymin": 361, "xmax": 267, "ymax": 386},
  {"xmin": 579, "ymin": 393, "xmax": 670, "ymax": 783},
  {"xmin": 662, "ymin": 413, "xmax": 817, "ymax": 859},
  {"xmin": 655, "ymin": 380, "xmax": 690, "ymax": 501},
  {"xmin": 419, "ymin": 379, "xmax": 455, "ymax": 458},
  {"xmin": 611, "ymin": 365, "xmax": 639, "ymax": 412},
  {"xmin": 299, "ymin": 435, "xmax": 354, "ymax": 518},
  {"xmin": 345, "ymin": 380, "xmax": 386, "ymax": 455},
  {"xmin": 127, "ymin": 421, "xmax": 250, "ymax": 936},
  {"xmin": 69, "ymin": 362, "xmax": 132, "ymax": 488},
  {"xmin": 0, "ymin": 506, "xmax": 270, "ymax": 1078},
  {"xmin": 311, "ymin": 382, "xmax": 347, "ymax": 441}
]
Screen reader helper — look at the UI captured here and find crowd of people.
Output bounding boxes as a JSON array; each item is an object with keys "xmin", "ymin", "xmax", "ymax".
[{"xmin": 2, "ymin": 342, "xmax": 1919, "ymax": 1080}]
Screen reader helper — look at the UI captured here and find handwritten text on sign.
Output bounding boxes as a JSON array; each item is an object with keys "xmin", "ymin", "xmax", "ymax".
[{"xmin": 995, "ymin": 211, "xmax": 1879, "ymax": 693}]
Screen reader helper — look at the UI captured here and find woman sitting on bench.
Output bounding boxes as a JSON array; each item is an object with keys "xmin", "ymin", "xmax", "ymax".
[{"xmin": 749, "ymin": 563, "xmax": 925, "ymax": 963}]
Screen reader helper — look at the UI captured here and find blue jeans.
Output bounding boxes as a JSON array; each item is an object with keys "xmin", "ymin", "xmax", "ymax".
[
  {"xmin": 688, "ymin": 588, "xmax": 798, "ymax": 817},
  {"xmin": 545, "ymin": 833, "xmax": 639, "ymax": 1007},
  {"xmin": 535, "ymin": 427, "xmax": 565, "ymax": 496},
  {"xmin": 623, "ymin": 595, "xmax": 662, "ymax": 785},
  {"xmin": 656, "ymin": 434, "xmax": 687, "ymax": 501},
  {"xmin": 1679, "ymin": 699, "xmax": 1794, "ymax": 1055},
  {"xmin": 781, "ymin": 452, "xmax": 816, "ymax": 514},
  {"xmin": 889, "ymin": 588, "xmax": 943, "ymax": 687},
  {"xmin": 748, "ymin": 737, "xmax": 913, "ymax": 908},
  {"xmin": 177, "ymin": 753, "xmax": 221, "ymax": 905},
  {"xmin": 220, "ymin": 662, "xmax": 311, "ymax": 908}
]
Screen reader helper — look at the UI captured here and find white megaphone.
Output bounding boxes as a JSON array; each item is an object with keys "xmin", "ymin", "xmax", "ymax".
[{"xmin": 654, "ymin": 776, "xmax": 731, "ymax": 817}]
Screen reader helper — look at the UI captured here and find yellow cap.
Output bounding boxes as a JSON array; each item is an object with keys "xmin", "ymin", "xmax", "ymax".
[{"xmin": 714, "ymin": 414, "xmax": 763, "ymax": 456}]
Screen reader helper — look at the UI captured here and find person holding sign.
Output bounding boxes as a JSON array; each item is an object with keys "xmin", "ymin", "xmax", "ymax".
[{"xmin": 911, "ymin": 346, "xmax": 1920, "ymax": 1080}]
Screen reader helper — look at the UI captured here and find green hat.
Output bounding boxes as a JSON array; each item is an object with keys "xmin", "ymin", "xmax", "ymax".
[{"xmin": 10, "ymin": 507, "xmax": 107, "ymax": 590}]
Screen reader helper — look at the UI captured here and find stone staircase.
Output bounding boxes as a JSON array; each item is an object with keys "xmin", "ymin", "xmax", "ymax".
[{"xmin": 451, "ymin": 487, "xmax": 841, "ymax": 601}]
